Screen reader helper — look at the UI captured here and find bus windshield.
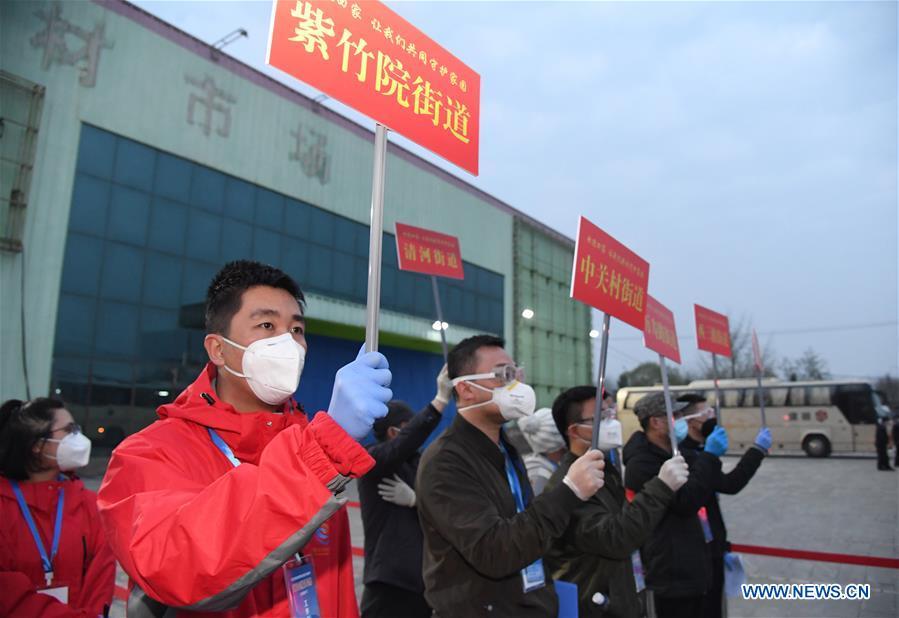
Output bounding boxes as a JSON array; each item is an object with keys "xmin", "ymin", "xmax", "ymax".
[{"xmin": 873, "ymin": 391, "xmax": 892, "ymax": 418}]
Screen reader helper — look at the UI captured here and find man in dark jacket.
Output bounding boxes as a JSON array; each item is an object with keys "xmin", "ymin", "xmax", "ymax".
[
  {"xmin": 676, "ymin": 393, "xmax": 770, "ymax": 618},
  {"xmin": 892, "ymin": 414, "xmax": 899, "ymax": 468},
  {"xmin": 358, "ymin": 365, "xmax": 452, "ymax": 617},
  {"xmin": 545, "ymin": 386, "xmax": 690, "ymax": 618},
  {"xmin": 416, "ymin": 335, "xmax": 606, "ymax": 617},
  {"xmin": 623, "ymin": 392, "xmax": 723, "ymax": 618}
]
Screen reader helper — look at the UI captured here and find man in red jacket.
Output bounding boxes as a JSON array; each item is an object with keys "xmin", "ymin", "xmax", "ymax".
[{"xmin": 98, "ymin": 260, "xmax": 393, "ymax": 617}]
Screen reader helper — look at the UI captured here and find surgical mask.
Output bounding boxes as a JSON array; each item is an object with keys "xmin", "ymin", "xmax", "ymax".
[
  {"xmin": 674, "ymin": 418, "xmax": 689, "ymax": 442},
  {"xmin": 457, "ymin": 380, "xmax": 537, "ymax": 421},
  {"xmin": 221, "ymin": 333, "xmax": 305, "ymax": 405},
  {"xmin": 44, "ymin": 432, "xmax": 92, "ymax": 470}
]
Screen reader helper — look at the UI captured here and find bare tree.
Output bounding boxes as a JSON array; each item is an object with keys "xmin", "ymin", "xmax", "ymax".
[
  {"xmin": 695, "ymin": 315, "xmax": 778, "ymax": 379},
  {"xmin": 874, "ymin": 374, "xmax": 899, "ymax": 409},
  {"xmin": 618, "ymin": 362, "xmax": 693, "ymax": 388},
  {"xmin": 780, "ymin": 348, "xmax": 831, "ymax": 381}
]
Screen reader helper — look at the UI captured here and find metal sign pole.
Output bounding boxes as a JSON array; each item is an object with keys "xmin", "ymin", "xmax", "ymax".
[
  {"xmin": 364, "ymin": 124, "xmax": 388, "ymax": 353},
  {"xmin": 659, "ymin": 354, "xmax": 680, "ymax": 455},
  {"xmin": 711, "ymin": 353, "xmax": 722, "ymax": 422},
  {"xmin": 431, "ymin": 275, "xmax": 448, "ymax": 363},
  {"xmin": 590, "ymin": 313, "xmax": 611, "ymax": 451},
  {"xmin": 756, "ymin": 372, "xmax": 767, "ymax": 426}
]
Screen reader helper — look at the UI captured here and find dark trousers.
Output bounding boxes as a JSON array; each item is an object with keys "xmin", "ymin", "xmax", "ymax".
[
  {"xmin": 701, "ymin": 552, "xmax": 725, "ymax": 618},
  {"xmin": 361, "ymin": 582, "xmax": 432, "ymax": 618},
  {"xmin": 654, "ymin": 595, "xmax": 704, "ymax": 618},
  {"xmin": 876, "ymin": 444, "xmax": 892, "ymax": 469}
]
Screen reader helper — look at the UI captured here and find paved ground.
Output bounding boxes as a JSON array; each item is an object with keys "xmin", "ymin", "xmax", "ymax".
[
  {"xmin": 719, "ymin": 454, "xmax": 898, "ymax": 618},
  {"xmin": 83, "ymin": 451, "xmax": 898, "ymax": 617}
]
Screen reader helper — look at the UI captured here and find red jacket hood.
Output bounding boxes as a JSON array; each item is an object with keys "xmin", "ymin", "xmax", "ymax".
[{"xmin": 156, "ymin": 363, "xmax": 310, "ymax": 464}]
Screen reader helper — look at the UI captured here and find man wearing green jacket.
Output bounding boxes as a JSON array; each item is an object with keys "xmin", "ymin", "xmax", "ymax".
[{"xmin": 545, "ymin": 386, "xmax": 690, "ymax": 618}]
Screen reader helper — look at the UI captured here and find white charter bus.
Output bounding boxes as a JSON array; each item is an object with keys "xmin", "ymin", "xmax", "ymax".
[{"xmin": 617, "ymin": 379, "xmax": 891, "ymax": 458}]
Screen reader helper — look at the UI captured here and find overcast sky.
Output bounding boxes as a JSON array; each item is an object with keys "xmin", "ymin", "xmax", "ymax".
[{"xmin": 133, "ymin": 0, "xmax": 898, "ymax": 383}]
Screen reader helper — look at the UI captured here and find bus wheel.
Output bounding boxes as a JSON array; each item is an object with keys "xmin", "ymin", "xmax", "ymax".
[{"xmin": 803, "ymin": 434, "xmax": 831, "ymax": 458}]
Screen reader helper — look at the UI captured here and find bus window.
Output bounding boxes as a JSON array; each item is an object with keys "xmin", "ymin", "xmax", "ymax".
[
  {"xmin": 745, "ymin": 389, "xmax": 772, "ymax": 407},
  {"xmin": 832, "ymin": 384, "xmax": 877, "ymax": 425},
  {"xmin": 808, "ymin": 386, "xmax": 833, "ymax": 406},
  {"xmin": 770, "ymin": 388, "xmax": 788, "ymax": 406},
  {"xmin": 873, "ymin": 391, "xmax": 892, "ymax": 418},
  {"xmin": 788, "ymin": 387, "xmax": 806, "ymax": 406},
  {"xmin": 723, "ymin": 389, "xmax": 743, "ymax": 408}
]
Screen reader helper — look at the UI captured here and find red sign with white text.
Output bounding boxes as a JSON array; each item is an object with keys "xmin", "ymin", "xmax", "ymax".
[
  {"xmin": 395, "ymin": 223, "xmax": 464, "ymax": 279},
  {"xmin": 694, "ymin": 304, "xmax": 732, "ymax": 357},
  {"xmin": 569, "ymin": 216, "xmax": 650, "ymax": 330},
  {"xmin": 267, "ymin": 0, "xmax": 480, "ymax": 175},
  {"xmin": 644, "ymin": 296, "xmax": 681, "ymax": 364}
]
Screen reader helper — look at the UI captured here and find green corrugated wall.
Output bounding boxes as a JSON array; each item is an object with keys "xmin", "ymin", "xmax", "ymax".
[{"xmin": 513, "ymin": 219, "xmax": 593, "ymax": 409}]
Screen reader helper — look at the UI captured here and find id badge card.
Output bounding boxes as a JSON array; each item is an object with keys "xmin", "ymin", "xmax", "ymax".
[
  {"xmin": 38, "ymin": 586, "xmax": 69, "ymax": 604},
  {"xmin": 697, "ymin": 507, "xmax": 714, "ymax": 543},
  {"xmin": 282, "ymin": 554, "xmax": 321, "ymax": 618},
  {"xmin": 521, "ymin": 558, "xmax": 546, "ymax": 593},
  {"xmin": 631, "ymin": 551, "xmax": 646, "ymax": 593}
]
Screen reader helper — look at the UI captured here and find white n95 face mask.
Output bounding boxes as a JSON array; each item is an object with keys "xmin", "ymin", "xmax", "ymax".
[
  {"xmin": 45, "ymin": 431, "xmax": 92, "ymax": 471},
  {"xmin": 221, "ymin": 333, "xmax": 306, "ymax": 405},
  {"xmin": 457, "ymin": 380, "xmax": 537, "ymax": 421},
  {"xmin": 598, "ymin": 418, "xmax": 623, "ymax": 450}
]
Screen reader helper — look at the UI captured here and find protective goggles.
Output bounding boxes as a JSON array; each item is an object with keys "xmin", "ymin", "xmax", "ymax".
[
  {"xmin": 44, "ymin": 422, "xmax": 82, "ymax": 437},
  {"xmin": 451, "ymin": 364, "xmax": 525, "ymax": 386},
  {"xmin": 681, "ymin": 408, "xmax": 714, "ymax": 422}
]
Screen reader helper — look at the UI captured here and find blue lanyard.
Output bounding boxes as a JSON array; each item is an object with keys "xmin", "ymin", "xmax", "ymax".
[
  {"xmin": 498, "ymin": 443, "xmax": 527, "ymax": 513},
  {"xmin": 207, "ymin": 428, "xmax": 241, "ymax": 468},
  {"xmin": 10, "ymin": 478, "xmax": 65, "ymax": 583}
]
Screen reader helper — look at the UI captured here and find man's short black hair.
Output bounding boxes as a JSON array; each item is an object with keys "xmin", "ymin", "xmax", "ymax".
[
  {"xmin": 677, "ymin": 392, "xmax": 707, "ymax": 416},
  {"xmin": 205, "ymin": 260, "xmax": 305, "ymax": 335},
  {"xmin": 447, "ymin": 335, "xmax": 505, "ymax": 381},
  {"xmin": 551, "ymin": 385, "xmax": 598, "ymax": 447},
  {"xmin": 373, "ymin": 400, "xmax": 415, "ymax": 442}
]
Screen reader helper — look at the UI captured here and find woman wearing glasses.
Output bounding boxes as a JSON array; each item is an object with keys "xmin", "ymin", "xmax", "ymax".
[{"xmin": 0, "ymin": 398, "xmax": 115, "ymax": 617}]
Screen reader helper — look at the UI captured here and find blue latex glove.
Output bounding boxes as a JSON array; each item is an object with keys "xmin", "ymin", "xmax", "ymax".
[
  {"xmin": 327, "ymin": 346, "xmax": 392, "ymax": 439},
  {"xmin": 704, "ymin": 426, "xmax": 729, "ymax": 457},
  {"xmin": 754, "ymin": 427, "xmax": 772, "ymax": 451}
]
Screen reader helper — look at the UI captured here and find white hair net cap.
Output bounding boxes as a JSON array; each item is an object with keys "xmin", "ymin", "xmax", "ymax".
[{"xmin": 518, "ymin": 407, "xmax": 565, "ymax": 454}]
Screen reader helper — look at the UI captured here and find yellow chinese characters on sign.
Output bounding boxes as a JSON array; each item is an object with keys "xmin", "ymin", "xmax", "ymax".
[
  {"xmin": 268, "ymin": 0, "xmax": 481, "ymax": 175},
  {"xmin": 395, "ymin": 222, "xmax": 465, "ymax": 279},
  {"xmin": 643, "ymin": 296, "xmax": 681, "ymax": 364},
  {"xmin": 571, "ymin": 216, "xmax": 650, "ymax": 331},
  {"xmin": 694, "ymin": 304, "xmax": 732, "ymax": 357}
]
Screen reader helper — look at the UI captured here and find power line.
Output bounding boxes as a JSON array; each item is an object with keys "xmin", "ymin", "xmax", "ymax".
[{"xmin": 612, "ymin": 320, "xmax": 897, "ymax": 342}]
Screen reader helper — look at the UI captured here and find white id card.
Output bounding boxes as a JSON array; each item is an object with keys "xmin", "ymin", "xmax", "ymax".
[
  {"xmin": 521, "ymin": 558, "xmax": 546, "ymax": 593},
  {"xmin": 38, "ymin": 586, "xmax": 69, "ymax": 604}
]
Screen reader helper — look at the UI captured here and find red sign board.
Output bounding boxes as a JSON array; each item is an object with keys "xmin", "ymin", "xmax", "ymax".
[
  {"xmin": 694, "ymin": 304, "xmax": 732, "ymax": 357},
  {"xmin": 644, "ymin": 296, "xmax": 681, "ymax": 364},
  {"xmin": 267, "ymin": 0, "xmax": 480, "ymax": 175},
  {"xmin": 395, "ymin": 223, "xmax": 464, "ymax": 279},
  {"xmin": 569, "ymin": 216, "xmax": 650, "ymax": 330}
]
